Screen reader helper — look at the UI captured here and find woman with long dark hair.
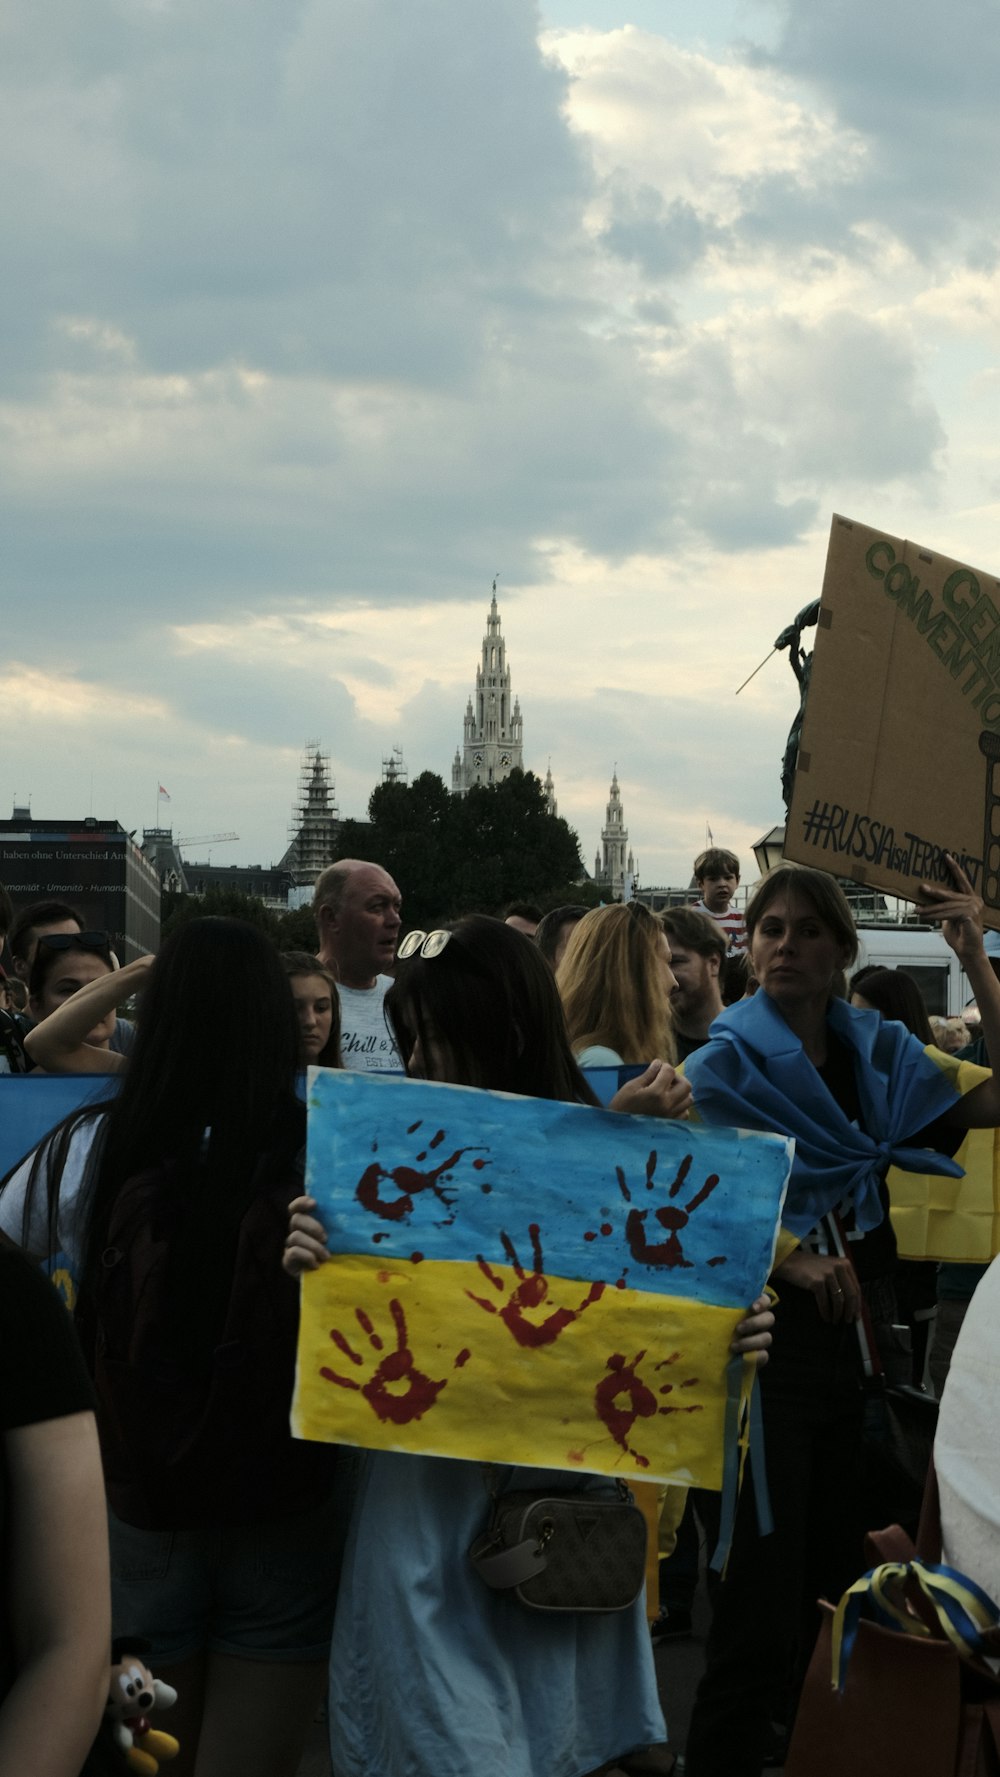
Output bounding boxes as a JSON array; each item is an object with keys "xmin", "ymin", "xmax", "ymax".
[
  {"xmin": 0, "ymin": 918, "xmax": 352, "ymax": 1777},
  {"xmin": 849, "ymin": 965, "xmax": 935, "ymax": 1044},
  {"xmin": 285, "ymin": 915, "xmax": 772, "ymax": 1777}
]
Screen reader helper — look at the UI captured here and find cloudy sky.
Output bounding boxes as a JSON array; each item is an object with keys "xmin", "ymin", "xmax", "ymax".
[{"xmin": 3, "ymin": 0, "xmax": 998, "ymax": 889}]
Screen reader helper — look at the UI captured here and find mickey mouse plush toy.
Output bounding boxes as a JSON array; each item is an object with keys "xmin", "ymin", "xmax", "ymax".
[{"xmin": 105, "ymin": 1638, "xmax": 180, "ymax": 1775}]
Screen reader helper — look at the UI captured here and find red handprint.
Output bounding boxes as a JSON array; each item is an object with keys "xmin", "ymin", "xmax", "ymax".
[
  {"xmin": 466, "ymin": 1224, "xmax": 605, "ymax": 1347},
  {"xmin": 355, "ymin": 1122, "xmax": 490, "ymax": 1226},
  {"xmin": 594, "ymin": 1349, "xmax": 703, "ymax": 1468},
  {"xmin": 615, "ymin": 1150, "xmax": 723, "ymax": 1269},
  {"xmin": 320, "ymin": 1299, "xmax": 452, "ymax": 1424}
]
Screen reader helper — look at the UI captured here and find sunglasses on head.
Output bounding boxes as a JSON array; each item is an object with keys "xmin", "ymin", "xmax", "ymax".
[
  {"xmin": 396, "ymin": 929, "xmax": 452, "ymax": 961},
  {"xmin": 37, "ymin": 931, "xmax": 111, "ymax": 956}
]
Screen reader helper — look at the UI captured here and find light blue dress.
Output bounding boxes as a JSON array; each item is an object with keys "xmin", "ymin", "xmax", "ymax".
[{"xmin": 329, "ymin": 1450, "xmax": 665, "ymax": 1777}]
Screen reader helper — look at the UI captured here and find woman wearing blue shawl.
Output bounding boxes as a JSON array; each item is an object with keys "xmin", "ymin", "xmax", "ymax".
[{"xmin": 682, "ymin": 857, "xmax": 1000, "ymax": 1777}]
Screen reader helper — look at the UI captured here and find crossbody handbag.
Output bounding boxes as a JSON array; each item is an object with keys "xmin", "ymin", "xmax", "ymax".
[{"xmin": 469, "ymin": 1470, "xmax": 648, "ymax": 1613}]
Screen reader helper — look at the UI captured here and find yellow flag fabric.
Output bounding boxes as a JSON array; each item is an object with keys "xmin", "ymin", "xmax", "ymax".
[{"xmin": 889, "ymin": 1052, "xmax": 1000, "ymax": 1262}]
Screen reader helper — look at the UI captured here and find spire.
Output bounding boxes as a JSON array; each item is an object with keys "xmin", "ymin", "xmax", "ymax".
[
  {"xmin": 452, "ymin": 581, "xmax": 525, "ymax": 796},
  {"xmin": 595, "ymin": 768, "xmax": 630, "ymax": 899},
  {"xmin": 543, "ymin": 763, "xmax": 557, "ymax": 817}
]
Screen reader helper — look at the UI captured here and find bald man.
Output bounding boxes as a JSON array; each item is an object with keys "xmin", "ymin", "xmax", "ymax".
[{"xmin": 313, "ymin": 860, "xmax": 403, "ymax": 1072}]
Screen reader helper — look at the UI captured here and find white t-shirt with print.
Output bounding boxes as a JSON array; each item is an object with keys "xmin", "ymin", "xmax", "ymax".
[{"xmin": 337, "ymin": 977, "xmax": 401, "ymax": 1073}]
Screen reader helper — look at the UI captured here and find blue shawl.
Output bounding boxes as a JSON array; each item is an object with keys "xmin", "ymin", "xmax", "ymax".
[{"xmin": 684, "ymin": 992, "xmax": 964, "ymax": 1239}]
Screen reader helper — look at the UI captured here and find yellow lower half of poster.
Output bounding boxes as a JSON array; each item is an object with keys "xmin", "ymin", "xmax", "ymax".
[{"xmin": 292, "ymin": 1252, "xmax": 742, "ymax": 1488}]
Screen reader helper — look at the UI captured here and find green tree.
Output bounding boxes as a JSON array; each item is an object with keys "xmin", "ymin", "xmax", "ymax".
[
  {"xmin": 161, "ymin": 886, "xmax": 281, "ymax": 942},
  {"xmin": 456, "ymin": 771, "xmax": 583, "ymax": 911},
  {"xmin": 275, "ymin": 903, "xmax": 320, "ymax": 952},
  {"xmin": 332, "ymin": 769, "xmax": 587, "ymax": 928}
]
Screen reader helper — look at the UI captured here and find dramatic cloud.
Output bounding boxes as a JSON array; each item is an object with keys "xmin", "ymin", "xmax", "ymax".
[
  {"xmin": 762, "ymin": 0, "xmax": 1000, "ymax": 242},
  {"xmin": 2, "ymin": 0, "xmax": 996, "ymax": 887}
]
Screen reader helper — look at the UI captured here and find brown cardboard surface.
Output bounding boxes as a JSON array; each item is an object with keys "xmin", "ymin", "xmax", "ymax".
[{"xmin": 785, "ymin": 514, "xmax": 1000, "ymax": 927}]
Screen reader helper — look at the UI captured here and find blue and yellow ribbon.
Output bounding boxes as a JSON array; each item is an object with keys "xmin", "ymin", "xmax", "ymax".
[{"xmin": 831, "ymin": 1558, "xmax": 1000, "ymax": 1692}]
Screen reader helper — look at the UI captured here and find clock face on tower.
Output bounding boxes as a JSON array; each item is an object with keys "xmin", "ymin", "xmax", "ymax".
[
  {"xmin": 474, "ymin": 753, "xmax": 483, "ymax": 767},
  {"xmin": 500, "ymin": 752, "xmax": 511, "ymax": 768}
]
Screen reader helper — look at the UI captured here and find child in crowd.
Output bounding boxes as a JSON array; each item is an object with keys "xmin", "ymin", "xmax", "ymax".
[{"xmin": 692, "ymin": 847, "xmax": 746, "ymax": 956}]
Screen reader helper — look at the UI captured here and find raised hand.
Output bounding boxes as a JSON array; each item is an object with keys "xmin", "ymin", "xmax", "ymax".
[{"xmin": 916, "ymin": 852, "xmax": 985, "ymax": 962}]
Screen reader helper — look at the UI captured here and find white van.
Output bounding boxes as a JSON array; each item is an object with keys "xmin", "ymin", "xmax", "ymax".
[{"xmin": 854, "ymin": 927, "xmax": 969, "ymax": 1019}]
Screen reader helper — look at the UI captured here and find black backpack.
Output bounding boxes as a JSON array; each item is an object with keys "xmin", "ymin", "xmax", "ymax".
[{"xmin": 77, "ymin": 1147, "xmax": 336, "ymax": 1530}]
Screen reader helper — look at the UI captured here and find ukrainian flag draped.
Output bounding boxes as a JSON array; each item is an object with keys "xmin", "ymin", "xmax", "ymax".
[
  {"xmin": 888, "ymin": 1052, "xmax": 1000, "ymax": 1262},
  {"xmin": 292, "ymin": 1069, "xmax": 793, "ymax": 1486}
]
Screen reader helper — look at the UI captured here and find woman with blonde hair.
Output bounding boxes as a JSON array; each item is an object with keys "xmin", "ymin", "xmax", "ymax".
[{"xmin": 556, "ymin": 901, "xmax": 676, "ymax": 1066}]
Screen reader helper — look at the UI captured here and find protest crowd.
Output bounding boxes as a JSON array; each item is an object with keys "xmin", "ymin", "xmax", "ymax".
[{"xmin": 1, "ymin": 841, "xmax": 999, "ymax": 1777}]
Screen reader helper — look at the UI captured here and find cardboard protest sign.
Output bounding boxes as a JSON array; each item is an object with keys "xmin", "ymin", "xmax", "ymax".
[
  {"xmin": 785, "ymin": 515, "xmax": 1000, "ymax": 926},
  {"xmin": 292, "ymin": 1069, "xmax": 792, "ymax": 1487}
]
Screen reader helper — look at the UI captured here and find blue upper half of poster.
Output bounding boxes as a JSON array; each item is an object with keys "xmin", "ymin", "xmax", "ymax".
[{"xmin": 305, "ymin": 1068, "xmax": 792, "ymax": 1310}]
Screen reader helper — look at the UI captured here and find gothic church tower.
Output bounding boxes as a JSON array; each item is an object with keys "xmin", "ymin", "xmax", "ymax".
[
  {"xmin": 594, "ymin": 770, "xmax": 636, "ymax": 900},
  {"xmin": 452, "ymin": 585, "xmax": 524, "ymax": 795}
]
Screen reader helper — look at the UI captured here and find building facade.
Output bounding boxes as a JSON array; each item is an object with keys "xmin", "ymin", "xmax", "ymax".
[
  {"xmin": 141, "ymin": 831, "xmax": 294, "ymax": 910},
  {"xmin": 179, "ymin": 861, "xmax": 295, "ymax": 907},
  {"xmin": 452, "ymin": 589, "xmax": 525, "ymax": 795},
  {"xmin": 1, "ymin": 814, "xmax": 161, "ymax": 960}
]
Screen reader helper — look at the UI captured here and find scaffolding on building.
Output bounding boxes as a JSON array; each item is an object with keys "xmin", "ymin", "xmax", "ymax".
[
  {"xmin": 382, "ymin": 746, "xmax": 408, "ymax": 786},
  {"xmin": 279, "ymin": 743, "xmax": 340, "ymax": 886}
]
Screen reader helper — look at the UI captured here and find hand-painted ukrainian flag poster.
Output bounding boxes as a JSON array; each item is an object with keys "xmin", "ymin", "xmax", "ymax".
[{"xmin": 292, "ymin": 1069, "xmax": 793, "ymax": 1486}]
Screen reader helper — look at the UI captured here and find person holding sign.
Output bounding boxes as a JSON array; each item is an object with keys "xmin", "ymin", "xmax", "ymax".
[
  {"xmin": 285, "ymin": 915, "xmax": 774, "ymax": 1777},
  {"xmin": 682, "ymin": 856, "xmax": 1000, "ymax": 1777}
]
